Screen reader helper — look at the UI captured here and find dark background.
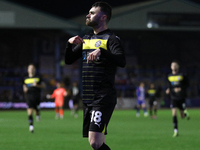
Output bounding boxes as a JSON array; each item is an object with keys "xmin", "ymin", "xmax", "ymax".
[
  {"xmin": 7, "ymin": 0, "xmax": 200, "ymax": 19},
  {"xmin": 1, "ymin": 0, "xmax": 200, "ymax": 109}
]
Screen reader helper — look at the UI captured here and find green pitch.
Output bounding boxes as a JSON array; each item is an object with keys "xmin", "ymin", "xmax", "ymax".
[{"xmin": 0, "ymin": 109, "xmax": 200, "ymax": 150}]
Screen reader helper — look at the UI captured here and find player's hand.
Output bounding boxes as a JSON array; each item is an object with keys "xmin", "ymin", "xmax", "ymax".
[
  {"xmin": 23, "ymin": 85, "xmax": 28, "ymax": 93},
  {"xmin": 174, "ymin": 87, "xmax": 181, "ymax": 93},
  {"xmin": 32, "ymin": 79, "xmax": 37, "ymax": 86},
  {"xmin": 46, "ymin": 94, "xmax": 51, "ymax": 99},
  {"xmin": 87, "ymin": 48, "xmax": 101, "ymax": 63},
  {"xmin": 68, "ymin": 35, "xmax": 84, "ymax": 45},
  {"xmin": 165, "ymin": 88, "xmax": 170, "ymax": 94}
]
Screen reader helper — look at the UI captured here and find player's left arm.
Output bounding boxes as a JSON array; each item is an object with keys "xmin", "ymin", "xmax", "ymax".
[
  {"xmin": 100, "ymin": 34, "xmax": 126, "ymax": 68},
  {"xmin": 23, "ymin": 84, "xmax": 28, "ymax": 93}
]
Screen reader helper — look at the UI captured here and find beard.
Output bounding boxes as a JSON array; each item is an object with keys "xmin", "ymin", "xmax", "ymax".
[
  {"xmin": 86, "ymin": 18, "xmax": 99, "ymax": 27},
  {"xmin": 172, "ymin": 68, "xmax": 178, "ymax": 74}
]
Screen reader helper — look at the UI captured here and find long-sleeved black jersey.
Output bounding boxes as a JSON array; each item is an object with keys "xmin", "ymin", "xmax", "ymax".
[
  {"xmin": 65, "ymin": 29, "xmax": 126, "ymax": 104},
  {"xmin": 148, "ymin": 88, "xmax": 156, "ymax": 101},
  {"xmin": 167, "ymin": 73, "xmax": 189, "ymax": 100},
  {"xmin": 24, "ymin": 75, "xmax": 43, "ymax": 97}
]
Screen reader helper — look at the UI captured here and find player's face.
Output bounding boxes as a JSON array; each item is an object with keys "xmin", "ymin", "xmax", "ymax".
[
  {"xmin": 56, "ymin": 82, "xmax": 61, "ymax": 88},
  {"xmin": 73, "ymin": 82, "xmax": 77, "ymax": 87},
  {"xmin": 171, "ymin": 62, "xmax": 179, "ymax": 72},
  {"xmin": 140, "ymin": 83, "xmax": 144, "ymax": 88},
  {"xmin": 150, "ymin": 84, "xmax": 154, "ymax": 88},
  {"xmin": 86, "ymin": 6, "xmax": 103, "ymax": 27},
  {"xmin": 28, "ymin": 65, "xmax": 35, "ymax": 75}
]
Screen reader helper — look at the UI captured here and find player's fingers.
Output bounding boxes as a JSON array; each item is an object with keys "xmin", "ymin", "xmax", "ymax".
[
  {"xmin": 87, "ymin": 54, "xmax": 98, "ymax": 64},
  {"xmin": 69, "ymin": 36, "xmax": 84, "ymax": 44},
  {"xmin": 76, "ymin": 36, "xmax": 84, "ymax": 44},
  {"xmin": 87, "ymin": 55, "xmax": 90, "ymax": 63},
  {"xmin": 87, "ymin": 53, "xmax": 93, "ymax": 63},
  {"xmin": 92, "ymin": 55, "xmax": 97, "ymax": 61}
]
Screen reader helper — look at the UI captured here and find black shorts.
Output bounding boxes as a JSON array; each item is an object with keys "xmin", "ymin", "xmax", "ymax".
[
  {"xmin": 73, "ymin": 98, "xmax": 80, "ymax": 105},
  {"xmin": 82, "ymin": 102, "xmax": 116, "ymax": 138},
  {"xmin": 171, "ymin": 99, "xmax": 186, "ymax": 110},
  {"xmin": 25, "ymin": 94, "xmax": 41, "ymax": 110},
  {"xmin": 149, "ymin": 100, "xmax": 157, "ymax": 106}
]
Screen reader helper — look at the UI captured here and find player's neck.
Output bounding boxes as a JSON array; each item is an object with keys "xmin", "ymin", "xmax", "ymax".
[
  {"xmin": 172, "ymin": 70, "xmax": 178, "ymax": 75},
  {"xmin": 29, "ymin": 73, "xmax": 35, "ymax": 77},
  {"xmin": 93, "ymin": 24, "xmax": 108, "ymax": 34}
]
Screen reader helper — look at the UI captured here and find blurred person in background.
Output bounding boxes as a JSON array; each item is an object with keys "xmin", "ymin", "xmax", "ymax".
[
  {"xmin": 147, "ymin": 83, "xmax": 158, "ymax": 119},
  {"xmin": 136, "ymin": 82, "xmax": 148, "ymax": 117},
  {"xmin": 23, "ymin": 64, "xmax": 45, "ymax": 133},
  {"xmin": 46, "ymin": 81, "xmax": 67, "ymax": 119},
  {"xmin": 65, "ymin": 2, "xmax": 126, "ymax": 150},
  {"xmin": 166, "ymin": 60, "xmax": 190, "ymax": 137},
  {"xmin": 70, "ymin": 81, "xmax": 81, "ymax": 118}
]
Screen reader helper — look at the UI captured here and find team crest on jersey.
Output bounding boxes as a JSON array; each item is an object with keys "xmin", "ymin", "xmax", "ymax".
[{"xmin": 95, "ymin": 40, "xmax": 101, "ymax": 47}]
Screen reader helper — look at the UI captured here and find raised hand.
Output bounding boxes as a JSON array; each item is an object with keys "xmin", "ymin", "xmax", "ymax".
[{"xmin": 68, "ymin": 35, "xmax": 85, "ymax": 45}]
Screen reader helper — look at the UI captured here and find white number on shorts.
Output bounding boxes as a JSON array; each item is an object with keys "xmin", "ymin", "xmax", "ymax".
[{"xmin": 90, "ymin": 111, "xmax": 102, "ymax": 123}]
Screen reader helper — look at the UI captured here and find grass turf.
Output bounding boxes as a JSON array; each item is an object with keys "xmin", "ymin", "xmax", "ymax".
[{"xmin": 0, "ymin": 109, "xmax": 200, "ymax": 150}]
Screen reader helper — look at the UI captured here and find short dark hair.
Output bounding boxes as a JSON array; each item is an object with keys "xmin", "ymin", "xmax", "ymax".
[
  {"xmin": 28, "ymin": 63, "xmax": 36, "ymax": 68},
  {"xmin": 171, "ymin": 60, "xmax": 180, "ymax": 66},
  {"xmin": 92, "ymin": 1, "xmax": 112, "ymax": 23}
]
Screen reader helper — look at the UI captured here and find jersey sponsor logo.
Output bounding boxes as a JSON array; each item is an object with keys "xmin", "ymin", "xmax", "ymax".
[{"xmin": 95, "ymin": 40, "xmax": 101, "ymax": 47}]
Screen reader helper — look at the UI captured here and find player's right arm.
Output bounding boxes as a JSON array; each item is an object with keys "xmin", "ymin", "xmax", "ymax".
[
  {"xmin": 65, "ymin": 35, "xmax": 83, "ymax": 64},
  {"xmin": 23, "ymin": 84, "xmax": 28, "ymax": 93}
]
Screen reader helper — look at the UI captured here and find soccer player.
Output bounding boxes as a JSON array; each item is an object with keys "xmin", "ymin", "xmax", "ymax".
[
  {"xmin": 65, "ymin": 2, "xmax": 126, "ymax": 150},
  {"xmin": 23, "ymin": 64, "xmax": 45, "ymax": 133},
  {"xmin": 148, "ymin": 83, "xmax": 157, "ymax": 119},
  {"xmin": 166, "ymin": 60, "xmax": 190, "ymax": 137},
  {"xmin": 136, "ymin": 82, "xmax": 148, "ymax": 117},
  {"xmin": 46, "ymin": 81, "xmax": 67, "ymax": 119},
  {"xmin": 70, "ymin": 81, "xmax": 81, "ymax": 118}
]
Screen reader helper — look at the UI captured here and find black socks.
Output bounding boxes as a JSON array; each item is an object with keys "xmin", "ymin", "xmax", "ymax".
[
  {"xmin": 173, "ymin": 116, "xmax": 178, "ymax": 130},
  {"xmin": 28, "ymin": 115, "xmax": 33, "ymax": 125},
  {"xmin": 98, "ymin": 143, "xmax": 111, "ymax": 150}
]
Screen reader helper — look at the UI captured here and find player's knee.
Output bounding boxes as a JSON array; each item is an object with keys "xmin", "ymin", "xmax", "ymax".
[
  {"xmin": 89, "ymin": 139, "xmax": 102, "ymax": 150},
  {"xmin": 180, "ymin": 114, "xmax": 185, "ymax": 118}
]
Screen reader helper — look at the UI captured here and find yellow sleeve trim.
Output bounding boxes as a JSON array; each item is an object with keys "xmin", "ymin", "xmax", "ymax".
[
  {"xmin": 24, "ymin": 78, "xmax": 40, "ymax": 84},
  {"xmin": 148, "ymin": 89, "xmax": 156, "ymax": 94},
  {"xmin": 168, "ymin": 75, "xmax": 183, "ymax": 82}
]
